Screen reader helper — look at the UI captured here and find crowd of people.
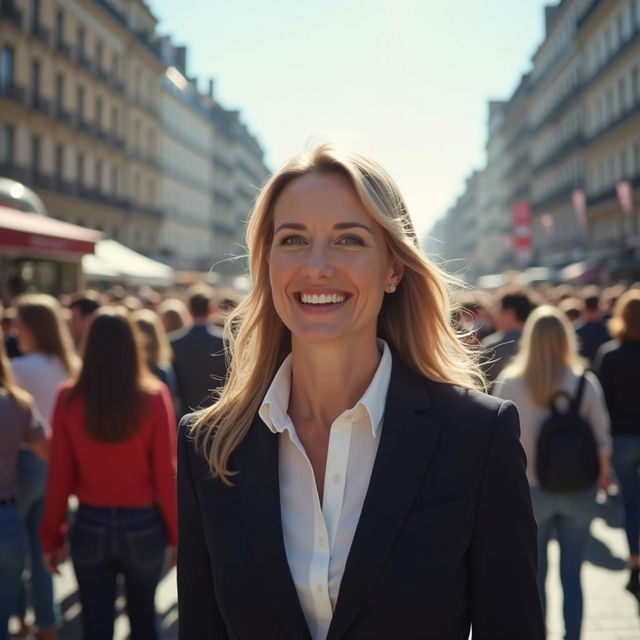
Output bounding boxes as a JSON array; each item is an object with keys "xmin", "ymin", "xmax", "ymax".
[
  {"xmin": 0, "ymin": 285, "xmax": 230, "ymax": 640},
  {"xmin": 0, "ymin": 272, "xmax": 639, "ymax": 639}
]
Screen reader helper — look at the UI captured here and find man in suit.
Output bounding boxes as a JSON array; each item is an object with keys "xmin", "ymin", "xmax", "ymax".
[
  {"xmin": 481, "ymin": 289, "xmax": 536, "ymax": 386},
  {"xmin": 170, "ymin": 287, "xmax": 227, "ymax": 418}
]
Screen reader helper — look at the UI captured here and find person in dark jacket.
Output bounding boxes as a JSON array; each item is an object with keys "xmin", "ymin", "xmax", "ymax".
[
  {"xmin": 594, "ymin": 289, "xmax": 640, "ymax": 594},
  {"xmin": 576, "ymin": 291, "xmax": 610, "ymax": 364},
  {"xmin": 170, "ymin": 287, "xmax": 227, "ymax": 418},
  {"xmin": 177, "ymin": 144, "xmax": 544, "ymax": 640}
]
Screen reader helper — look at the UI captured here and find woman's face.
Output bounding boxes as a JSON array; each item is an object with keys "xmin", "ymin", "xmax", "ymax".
[{"xmin": 268, "ymin": 172, "xmax": 402, "ymax": 347}]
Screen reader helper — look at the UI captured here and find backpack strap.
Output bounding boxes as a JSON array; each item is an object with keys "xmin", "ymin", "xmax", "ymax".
[{"xmin": 570, "ymin": 372, "xmax": 587, "ymax": 414}]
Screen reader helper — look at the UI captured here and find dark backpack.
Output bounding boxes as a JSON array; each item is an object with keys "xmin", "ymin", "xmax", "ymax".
[{"xmin": 535, "ymin": 373, "xmax": 599, "ymax": 494}]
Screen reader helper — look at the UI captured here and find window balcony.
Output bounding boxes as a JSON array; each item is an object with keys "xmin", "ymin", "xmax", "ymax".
[
  {"xmin": 77, "ymin": 116, "xmax": 94, "ymax": 136},
  {"xmin": 0, "ymin": 82, "xmax": 26, "ymax": 105},
  {"xmin": 32, "ymin": 171, "xmax": 55, "ymax": 190},
  {"xmin": 0, "ymin": 2, "xmax": 22, "ymax": 28},
  {"xmin": 55, "ymin": 39, "xmax": 72, "ymax": 59},
  {"xmin": 30, "ymin": 23, "xmax": 50, "ymax": 47},
  {"xmin": 77, "ymin": 52, "xmax": 92, "ymax": 72},
  {"xmin": 30, "ymin": 94, "xmax": 51, "ymax": 116},
  {"xmin": 53, "ymin": 104, "xmax": 73, "ymax": 125},
  {"xmin": 0, "ymin": 161, "xmax": 28, "ymax": 183}
]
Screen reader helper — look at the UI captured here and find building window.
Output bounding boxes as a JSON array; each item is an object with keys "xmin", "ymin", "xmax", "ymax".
[
  {"xmin": 95, "ymin": 40, "xmax": 103, "ymax": 71},
  {"xmin": 110, "ymin": 107, "xmax": 118, "ymax": 134},
  {"xmin": 30, "ymin": 0, "xmax": 41, "ymax": 31},
  {"xmin": 95, "ymin": 159, "xmax": 102, "ymax": 191},
  {"xmin": 111, "ymin": 166, "xmax": 118, "ymax": 194},
  {"xmin": 55, "ymin": 143, "xmax": 64, "ymax": 182},
  {"xmin": 619, "ymin": 77, "xmax": 627, "ymax": 112},
  {"xmin": 0, "ymin": 46, "xmax": 14, "ymax": 93},
  {"xmin": 77, "ymin": 152, "xmax": 85, "ymax": 185},
  {"xmin": 30, "ymin": 60, "xmax": 40, "ymax": 102},
  {"xmin": 95, "ymin": 96, "xmax": 102, "ymax": 128},
  {"xmin": 31, "ymin": 135, "xmax": 41, "ymax": 174},
  {"xmin": 55, "ymin": 10, "xmax": 64, "ymax": 46},
  {"xmin": 0, "ymin": 125, "xmax": 15, "ymax": 163},
  {"xmin": 77, "ymin": 85, "xmax": 85, "ymax": 120},
  {"xmin": 55, "ymin": 73, "xmax": 64, "ymax": 111},
  {"xmin": 77, "ymin": 26, "xmax": 85, "ymax": 57}
]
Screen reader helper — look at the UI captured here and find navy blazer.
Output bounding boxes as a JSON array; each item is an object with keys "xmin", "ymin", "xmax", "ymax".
[{"xmin": 177, "ymin": 353, "xmax": 544, "ymax": 639}]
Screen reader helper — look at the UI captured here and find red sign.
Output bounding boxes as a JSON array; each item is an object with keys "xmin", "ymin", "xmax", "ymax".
[{"xmin": 511, "ymin": 200, "xmax": 532, "ymax": 253}]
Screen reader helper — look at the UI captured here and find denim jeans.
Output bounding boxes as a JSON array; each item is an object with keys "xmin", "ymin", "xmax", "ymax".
[
  {"xmin": 70, "ymin": 504, "xmax": 167, "ymax": 640},
  {"xmin": 14, "ymin": 449, "xmax": 58, "ymax": 628},
  {"xmin": 612, "ymin": 435, "xmax": 640, "ymax": 556},
  {"xmin": 531, "ymin": 485, "xmax": 597, "ymax": 640},
  {"xmin": 0, "ymin": 504, "xmax": 27, "ymax": 640}
]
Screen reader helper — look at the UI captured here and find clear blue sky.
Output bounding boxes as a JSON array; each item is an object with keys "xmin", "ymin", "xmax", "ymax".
[{"xmin": 151, "ymin": 0, "xmax": 549, "ymax": 238}]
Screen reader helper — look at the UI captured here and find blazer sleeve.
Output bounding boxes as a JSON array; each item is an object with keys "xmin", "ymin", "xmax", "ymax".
[
  {"xmin": 177, "ymin": 416, "xmax": 230, "ymax": 640},
  {"xmin": 469, "ymin": 400, "xmax": 545, "ymax": 639}
]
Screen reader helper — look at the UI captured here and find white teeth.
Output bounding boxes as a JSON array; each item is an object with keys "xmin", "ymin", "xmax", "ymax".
[{"xmin": 300, "ymin": 293, "xmax": 346, "ymax": 305}]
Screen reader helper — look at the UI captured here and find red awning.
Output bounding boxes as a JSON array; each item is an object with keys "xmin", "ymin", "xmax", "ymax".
[{"xmin": 0, "ymin": 206, "xmax": 102, "ymax": 258}]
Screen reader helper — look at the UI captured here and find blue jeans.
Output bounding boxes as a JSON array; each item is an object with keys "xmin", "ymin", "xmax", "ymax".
[
  {"xmin": 70, "ymin": 504, "xmax": 167, "ymax": 640},
  {"xmin": 14, "ymin": 449, "xmax": 58, "ymax": 628},
  {"xmin": 0, "ymin": 504, "xmax": 27, "ymax": 640},
  {"xmin": 612, "ymin": 435, "xmax": 640, "ymax": 556},
  {"xmin": 531, "ymin": 485, "xmax": 597, "ymax": 640}
]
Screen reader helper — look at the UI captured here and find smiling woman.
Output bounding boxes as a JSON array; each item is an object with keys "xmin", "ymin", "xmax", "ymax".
[{"xmin": 177, "ymin": 144, "xmax": 545, "ymax": 640}]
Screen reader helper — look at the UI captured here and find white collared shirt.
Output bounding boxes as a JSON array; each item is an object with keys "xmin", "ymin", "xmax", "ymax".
[{"xmin": 259, "ymin": 340, "xmax": 392, "ymax": 640}]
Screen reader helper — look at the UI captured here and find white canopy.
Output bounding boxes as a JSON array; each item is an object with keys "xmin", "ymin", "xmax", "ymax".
[{"xmin": 82, "ymin": 239, "xmax": 174, "ymax": 287}]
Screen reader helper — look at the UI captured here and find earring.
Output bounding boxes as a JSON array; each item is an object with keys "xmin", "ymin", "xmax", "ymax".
[{"xmin": 387, "ymin": 283, "xmax": 396, "ymax": 293}]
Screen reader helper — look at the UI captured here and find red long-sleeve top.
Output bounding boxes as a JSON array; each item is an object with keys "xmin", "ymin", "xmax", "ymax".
[{"xmin": 40, "ymin": 381, "xmax": 178, "ymax": 552}]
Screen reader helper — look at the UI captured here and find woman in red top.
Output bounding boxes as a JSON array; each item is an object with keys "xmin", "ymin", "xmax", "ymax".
[{"xmin": 40, "ymin": 309, "xmax": 177, "ymax": 640}]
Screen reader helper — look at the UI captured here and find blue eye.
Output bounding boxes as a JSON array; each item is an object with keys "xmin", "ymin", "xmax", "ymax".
[
  {"xmin": 338, "ymin": 236, "xmax": 365, "ymax": 246},
  {"xmin": 279, "ymin": 234, "xmax": 305, "ymax": 246}
]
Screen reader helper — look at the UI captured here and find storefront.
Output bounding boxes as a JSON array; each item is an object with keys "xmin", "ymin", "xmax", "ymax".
[{"xmin": 0, "ymin": 206, "xmax": 102, "ymax": 301}]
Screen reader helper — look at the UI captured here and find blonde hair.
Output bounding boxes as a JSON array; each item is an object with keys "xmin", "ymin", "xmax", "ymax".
[
  {"xmin": 609, "ymin": 289, "xmax": 640, "ymax": 341},
  {"xmin": 131, "ymin": 308, "xmax": 173, "ymax": 368},
  {"xmin": 192, "ymin": 144, "xmax": 484, "ymax": 482},
  {"xmin": 157, "ymin": 298, "xmax": 190, "ymax": 334},
  {"xmin": 504, "ymin": 305, "xmax": 582, "ymax": 408},
  {"xmin": 16, "ymin": 294, "xmax": 78, "ymax": 375}
]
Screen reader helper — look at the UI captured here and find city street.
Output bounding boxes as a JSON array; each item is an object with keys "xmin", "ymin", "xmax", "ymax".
[{"xmin": 7, "ymin": 492, "xmax": 638, "ymax": 639}]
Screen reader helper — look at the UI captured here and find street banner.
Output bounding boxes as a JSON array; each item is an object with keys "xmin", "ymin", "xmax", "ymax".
[
  {"xmin": 572, "ymin": 189, "xmax": 587, "ymax": 226},
  {"xmin": 540, "ymin": 213, "xmax": 554, "ymax": 236},
  {"xmin": 616, "ymin": 181, "xmax": 634, "ymax": 217},
  {"xmin": 511, "ymin": 200, "xmax": 532, "ymax": 255}
]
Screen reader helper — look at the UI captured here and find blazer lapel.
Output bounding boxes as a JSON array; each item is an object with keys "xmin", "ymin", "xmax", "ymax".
[
  {"xmin": 327, "ymin": 356, "xmax": 443, "ymax": 640},
  {"xmin": 237, "ymin": 417, "xmax": 312, "ymax": 640}
]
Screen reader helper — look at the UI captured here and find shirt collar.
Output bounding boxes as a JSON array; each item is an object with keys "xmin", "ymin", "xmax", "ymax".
[{"xmin": 259, "ymin": 339, "xmax": 392, "ymax": 439}]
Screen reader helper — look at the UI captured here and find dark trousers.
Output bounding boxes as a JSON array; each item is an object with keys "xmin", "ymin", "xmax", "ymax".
[{"xmin": 70, "ymin": 505, "xmax": 167, "ymax": 640}]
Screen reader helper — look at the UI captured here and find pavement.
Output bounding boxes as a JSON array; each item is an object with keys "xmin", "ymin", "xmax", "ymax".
[{"xmin": 10, "ymin": 491, "xmax": 640, "ymax": 639}]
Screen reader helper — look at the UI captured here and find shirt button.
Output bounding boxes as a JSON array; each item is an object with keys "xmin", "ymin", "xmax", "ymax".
[
  {"xmin": 318, "ymin": 536, "xmax": 325, "ymax": 547},
  {"xmin": 331, "ymin": 473, "xmax": 342, "ymax": 485}
]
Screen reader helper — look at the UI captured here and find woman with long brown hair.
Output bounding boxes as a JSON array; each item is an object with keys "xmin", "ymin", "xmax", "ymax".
[
  {"xmin": 0, "ymin": 328, "xmax": 47, "ymax": 640},
  {"xmin": 40, "ymin": 309, "xmax": 177, "ymax": 640},
  {"xmin": 11, "ymin": 294, "xmax": 77, "ymax": 640},
  {"xmin": 177, "ymin": 144, "xmax": 543, "ymax": 639}
]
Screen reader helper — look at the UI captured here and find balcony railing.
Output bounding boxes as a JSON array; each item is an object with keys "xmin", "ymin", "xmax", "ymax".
[
  {"xmin": 32, "ymin": 171, "xmax": 55, "ymax": 190},
  {"xmin": 30, "ymin": 23, "xmax": 50, "ymax": 46},
  {"xmin": 77, "ymin": 52, "xmax": 92, "ymax": 72},
  {"xmin": 94, "ymin": 127, "xmax": 110, "ymax": 144},
  {"xmin": 55, "ymin": 39, "xmax": 72, "ymax": 58},
  {"xmin": 585, "ymin": 105, "xmax": 639, "ymax": 147},
  {"xmin": 95, "ymin": 66, "xmax": 110, "ymax": 84},
  {"xmin": 0, "ymin": 82, "xmax": 26, "ymax": 105},
  {"xmin": 110, "ymin": 76, "xmax": 126, "ymax": 94},
  {"xmin": 0, "ymin": 2, "xmax": 22, "ymax": 28},
  {"xmin": 77, "ymin": 116, "xmax": 94, "ymax": 136},
  {"xmin": 532, "ymin": 133, "xmax": 584, "ymax": 175},
  {"xmin": 30, "ymin": 94, "xmax": 51, "ymax": 116},
  {"xmin": 53, "ymin": 104, "xmax": 73, "ymax": 125},
  {"xmin": 0, "ymin": 161, "xmax": 28, "ymax": 183}
]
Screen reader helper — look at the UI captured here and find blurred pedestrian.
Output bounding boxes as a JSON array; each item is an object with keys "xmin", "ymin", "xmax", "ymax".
[
  {"xmin": 170, "ymin": 287, "xmax": 226, "ymax": 418},
  {"xmin": 481, "ymin": 288, "xmax": 536, "ymax": 385},
  {"xmin": 594, "ymin": 289, "xmax": 640, "ymax": 594},
  {"xmin": 494, "ymin": 305, "xmax": 611, "ymax": 640},
  {"xmin": 177, "ymin": 145, "xmax": 543, "ymax": 639},
  {"xmin": 132, "ymin": 308, "xmax": 178, "ymax": 399},
  {"xmin": 1, "ymin": 307, "xmax": 21, "ymax": 359},
  {"xmin": 11, "ymin": 295, "xmax": 78, "ymax": 639},
  {"xmin": 68, "ymin": 290, "xmax": 103, "ymax": 350},
  {"xmin": 576, "ymin": 288, "xmax": 610, "ymax": 364},
  {"xmin": 40, "ymin": 309, "xmax": 177, "ymax": 640},
  {"xmin": 0, "ymin": 330, "xmax": 47, "ymax": 640},
  {"xmin": 157, "ymin": 298, "xmax": 190, "ymax": 335}
]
